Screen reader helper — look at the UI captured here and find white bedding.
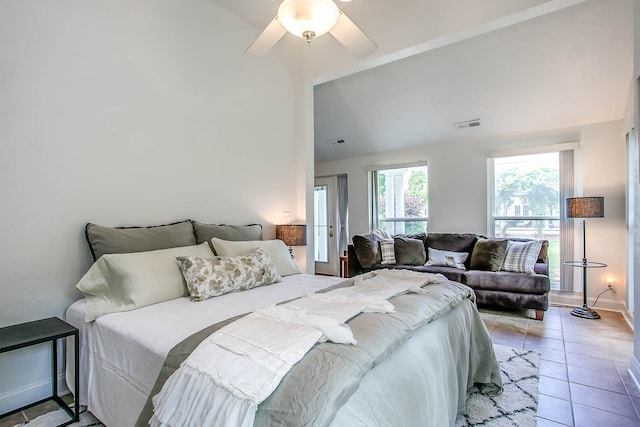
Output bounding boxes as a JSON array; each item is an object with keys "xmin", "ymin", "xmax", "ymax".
[
  {"xmin": 66, "ymin": 274, "xmax": 344, "ymax": 427},
  {"xmin": 66, "ymin": 272, "xmax": 495, "ymax": 427},
  {"xmin": 151, "ymin": 271, "xmax": 445, "ymax": 427}
]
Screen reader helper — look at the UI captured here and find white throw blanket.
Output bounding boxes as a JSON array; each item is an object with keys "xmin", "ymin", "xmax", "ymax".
[{"xmin": 150, "ymin": 271, "xmax": 446, "ymax": 427}]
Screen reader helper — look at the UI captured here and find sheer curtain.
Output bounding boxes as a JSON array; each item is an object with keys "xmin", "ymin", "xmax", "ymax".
[
  {"xmin": 559, "ymin": 149, "xmax": 575, "ymax": 291},
  {"xmin": 337, "ymin": 174, "xmax": 348, "ymax": 255}
]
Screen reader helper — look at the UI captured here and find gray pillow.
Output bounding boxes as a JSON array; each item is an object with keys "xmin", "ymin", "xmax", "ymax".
[
  {"xmin": 394, "ymin": 237, "xmax": 426, "ymax": 265},
  {"xmin": 193, "ymin": 221, "xmax": 263, "ymax": 246},
  {"xmin": 352, "ymin": 234, "xmax": 382, "ymax": 269},
  {"xmin": 470, "ymin": 239, "xmax": 508, "ymax": 271},
  {"xmin": 85, "ymin": 220, "xmax": 196, "ymax": 261}
]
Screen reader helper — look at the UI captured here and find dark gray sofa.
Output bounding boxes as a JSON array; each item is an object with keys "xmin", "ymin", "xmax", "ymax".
[{"xmin": 347, "ymin": 232, "xmax": 550, "ymax": 320}]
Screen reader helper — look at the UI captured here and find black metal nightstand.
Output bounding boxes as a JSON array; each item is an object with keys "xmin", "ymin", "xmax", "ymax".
[{"xmin": 0, "ymin": 317, "xmax": 79, "ymax": 426}]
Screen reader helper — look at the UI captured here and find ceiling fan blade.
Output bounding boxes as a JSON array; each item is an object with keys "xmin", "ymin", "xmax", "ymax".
[
  {"xmin": 329, "ymin": 12, "xmax": 377, "ymax": 58},
  {"xmin": 245, "ymin": 17, "xmax": 287, "ymax": 56}
]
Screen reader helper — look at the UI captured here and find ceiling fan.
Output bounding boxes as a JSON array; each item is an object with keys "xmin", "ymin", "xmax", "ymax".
[{"xmin": 245, "ymin": 0, "xmax": 378, "ymax": 58}]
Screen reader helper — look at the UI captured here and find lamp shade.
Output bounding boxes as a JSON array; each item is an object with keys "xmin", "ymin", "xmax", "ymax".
[
  {"xmin": 567, "ymin": 197, "xmax": 604, "ymax": 219},
  {"xmin": 276, "ymin": 224, "xmax": 307, "ymax": 246},
  {"xmin": 278, "ymin": 0, "xmax": 340, "ymax": 40}
]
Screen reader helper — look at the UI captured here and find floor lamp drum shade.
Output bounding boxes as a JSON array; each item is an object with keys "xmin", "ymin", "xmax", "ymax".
[
  {"xmin": 567, "ymin": 197, "xmax": 604, "ymax": 219},
  {"xmin": 565, "ymin": 196, "xmax": 605, "ymax": 320}
]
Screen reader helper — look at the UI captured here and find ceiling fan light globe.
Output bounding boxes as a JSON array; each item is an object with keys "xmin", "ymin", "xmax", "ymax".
[{"xmin": 278, "ymin": 0, "xmax": 340, "ymax": 40}]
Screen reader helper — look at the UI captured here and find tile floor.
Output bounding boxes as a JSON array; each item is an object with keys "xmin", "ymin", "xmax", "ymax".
[
  {"xmin": 1, "ymin": 305, "xmax": 638, "ymax": 426},
  {"xmin": 481, "ymin": 305, "xmax": 640, "ymax": 426}
]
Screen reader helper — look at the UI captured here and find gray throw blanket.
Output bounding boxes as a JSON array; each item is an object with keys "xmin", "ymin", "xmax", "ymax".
[{"xmin": 136, "ymin": 276, "xmax": 502, "ymax": 426}]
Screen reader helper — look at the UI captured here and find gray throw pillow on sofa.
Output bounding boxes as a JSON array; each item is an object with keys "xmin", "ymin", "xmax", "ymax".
[
  {"xmin": 352, "ymin": 234, "xmax": 382, "ymax": 269},
  {"xmin": 394, "ymin": 237, "xmax": 426, "ymax": 265},
  {"xmin": 470, "ymin": 239, "xmax": 508, "ymax": 271},
  {"xmin": 85, "ymin": 220, "xmax": 196, "ymax": 261}
]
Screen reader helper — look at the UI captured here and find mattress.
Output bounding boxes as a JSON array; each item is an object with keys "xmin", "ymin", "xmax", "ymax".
[{"xmin": 66, "ymin": 273, "xmax": 494, "ymax": 427}]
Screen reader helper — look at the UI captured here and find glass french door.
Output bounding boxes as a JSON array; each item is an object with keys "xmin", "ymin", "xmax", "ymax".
[{"xmin": 314, "ymin": 177, "xmax": 339, "ymax": 276}]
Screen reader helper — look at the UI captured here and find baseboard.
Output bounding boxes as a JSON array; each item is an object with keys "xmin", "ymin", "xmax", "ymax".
[
  {"xmin": 0, "ymin": 373, "xmax": 69, "ymax": 415},
  {"xmin": 549, "ymin": 292, "xmax": 627, "ymax": 313},
  {"xmin": 629, "ymin": 356, "xmax": 640, "ymax": 397},
  {"xmin": 622, "ymin": 310, "xmax": 635, "ymax": 331}
]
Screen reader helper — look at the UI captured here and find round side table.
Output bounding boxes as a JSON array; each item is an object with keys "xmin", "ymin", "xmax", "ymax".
[{"xmin": 564, "ymin": 260, "xmax": 607, "ymax": 319}]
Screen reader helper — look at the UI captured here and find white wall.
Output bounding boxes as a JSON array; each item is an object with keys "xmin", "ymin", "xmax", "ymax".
[
  {"xmin": 316, "ymin": 120, "xmax": 628, "ymax": 308},
  {"xmin": 630, "ymin": 0, "xmax": 640, "ymax": 389},
  {"xmin": 0, "ymin": 0, "xmax": 303, "ymax": 412}
]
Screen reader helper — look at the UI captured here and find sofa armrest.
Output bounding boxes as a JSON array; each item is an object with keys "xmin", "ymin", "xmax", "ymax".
[
  {"xmin": 534, "ymin": 257, "xmax": 549, "ymax": 276},
  {"xmin": 347, "ymin": 244, "xmax": 364, "ymax": 277}
]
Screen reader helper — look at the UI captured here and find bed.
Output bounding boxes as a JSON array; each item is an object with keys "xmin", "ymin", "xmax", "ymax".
[{"xmin": 65, "ymin": 221, "xmax": 502, "ymax": 427}]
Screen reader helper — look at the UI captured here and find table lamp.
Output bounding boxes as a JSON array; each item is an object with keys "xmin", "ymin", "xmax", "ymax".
[{"xmin": 276, "ymin": 224, "xmax": 307, "ymax": 259}]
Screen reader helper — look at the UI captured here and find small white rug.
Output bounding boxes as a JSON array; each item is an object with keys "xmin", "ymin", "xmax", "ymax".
[
  {"xmin": 16, "ymin": 344, "xmax": 539, "ymax": 427},
  {"xmin": 457, "ymin": 344, "xmax": 540, "ymax": 427}
]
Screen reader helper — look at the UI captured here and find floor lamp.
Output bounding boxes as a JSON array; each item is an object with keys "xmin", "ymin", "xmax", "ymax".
[{"xmin": 566, "ymin": 196, "xmax": 605, "ymax": 320}]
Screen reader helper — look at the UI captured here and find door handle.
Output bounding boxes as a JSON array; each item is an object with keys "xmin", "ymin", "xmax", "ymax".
[{"xmin": 329, "ymin": 225, "xmax": 334, "ymax": 237}]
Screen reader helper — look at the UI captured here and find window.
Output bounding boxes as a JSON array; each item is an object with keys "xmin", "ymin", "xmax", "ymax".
[
  {"xmin": 314, "ymin": 184, "xmax": 328, "ymax": 262},
  {"xmin": 490, "ymin": 153, "xmax": 561, "ymax": 288},
  {"xmin": 370, "ymin": 164, "xmax": 428, "ymax": 234}
]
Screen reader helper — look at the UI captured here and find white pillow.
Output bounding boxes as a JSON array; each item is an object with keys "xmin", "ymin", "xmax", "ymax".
[
  {"xmin": 76, "ymin": 242, "xmax": 214, "ymax": 321},
  {"xmin": 501, "ymin": 240, "xmax": 543, "ymax": 273},
  {"xmin": 176, "ymin": 248, "xmax": 281, "ymax": 302},
  {"xmin": 425, "ymin": 248, "xmax": 468, "ymax": 270},
  {"xmin": 211, "ymin": 238, "xmax": 302, "ymax": 276},
  {"xmin": 380, "ymin": 239, "xmax": 396, "ymax": 264}
]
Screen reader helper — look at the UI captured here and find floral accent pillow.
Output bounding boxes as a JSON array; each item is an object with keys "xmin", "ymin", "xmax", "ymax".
[{"xmin": 176, "ymin": 248, "xmax": 281, "ymax": 301}]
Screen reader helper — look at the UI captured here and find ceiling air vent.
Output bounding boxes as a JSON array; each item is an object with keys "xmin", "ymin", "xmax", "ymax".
[
  {"xmin": 454, "ymin": 119, "xmax": 481, "ymax": 130},
  {"xmin": 327, "ymin": 138, "xmax": 346, "ymax": 146}
]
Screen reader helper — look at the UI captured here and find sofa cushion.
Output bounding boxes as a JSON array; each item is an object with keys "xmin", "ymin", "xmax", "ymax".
[
  {"xmin": 395, "ymin": 232, "xmax": 427, "ymax": 244},
  {"xmin": 380, "ymin": 239, "xmax": 396, "ymax": 265},
  {"xmin": 411, "ymin": 265, "xmax": 465, "ymax": 283},
  {"xmin": 426, "ymin": 248, "xmax": 468, "ymax": 270},
  {"xmin": 501, "ymin": 240, "xmax": 543, "ymax": 273},
  {"xmin": 426, "ymin": 233, "xmax": 478, "ymax": 253},
  {"xmin": 506, "ymin": 237, "xmax": 549, "ymax": 262},
  {"xmin": 473, "ymin": 289, "xmax": 549, "ymax": 311},
  {"xmin": 534, "ymin": 262, "xmax": 548, "ymax": 276},
  {"xmin": 470, "ymin": 239, "xmax": 508, "ymax": 271},
  {"xmin": 463, "ymin": 270, "xmax": 550, "ymax": 294},
  {"xmin": 426, "ymin": 233, "xmax": 478, "ymax": 268},
  {"xmin": 394, "ymin": 237, "xmax": 426, "ymax": 265},
  {"xmin": 352, "ymin": 234, "xmax": 382, "ymax": 269}
]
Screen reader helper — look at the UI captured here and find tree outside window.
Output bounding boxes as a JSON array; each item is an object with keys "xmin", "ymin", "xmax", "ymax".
[
  {"xmin": 492, "ymin": 153, "xmax": 560, "ymax": 286},
  {"xmin": 373, "ymin": 165, "xmax": 428, "ymax": 235}
]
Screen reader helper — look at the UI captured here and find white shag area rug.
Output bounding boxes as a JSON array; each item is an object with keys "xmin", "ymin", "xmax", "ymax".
[
  {"xmin": 17, "ymin": 344, "xmax": 539, "ymax": 427},
  {"xmin": 457, "ymin": 344, "xmax": 540, "ymax": 427}
]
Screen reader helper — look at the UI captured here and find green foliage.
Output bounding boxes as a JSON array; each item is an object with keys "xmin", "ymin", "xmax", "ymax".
[
  {"xmin": 407, "ymin": 170, "xmax": 428, "ymax": 202},
  {"xmin": 495, "ymin": 167, "xmax": 559, "ymax": 216},
  {"xmin": 376, "ymin": 167, "xmax": 428, "ymax": 234},
  {"xmin": 378, "ymin": 173, "xmax": 386, "ymax": 217}
]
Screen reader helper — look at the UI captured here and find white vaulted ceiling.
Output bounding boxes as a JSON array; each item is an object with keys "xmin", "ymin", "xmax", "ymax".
[{"xmin": 213, "ymin": 0, "xmax": 633, "ymax": 162}]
